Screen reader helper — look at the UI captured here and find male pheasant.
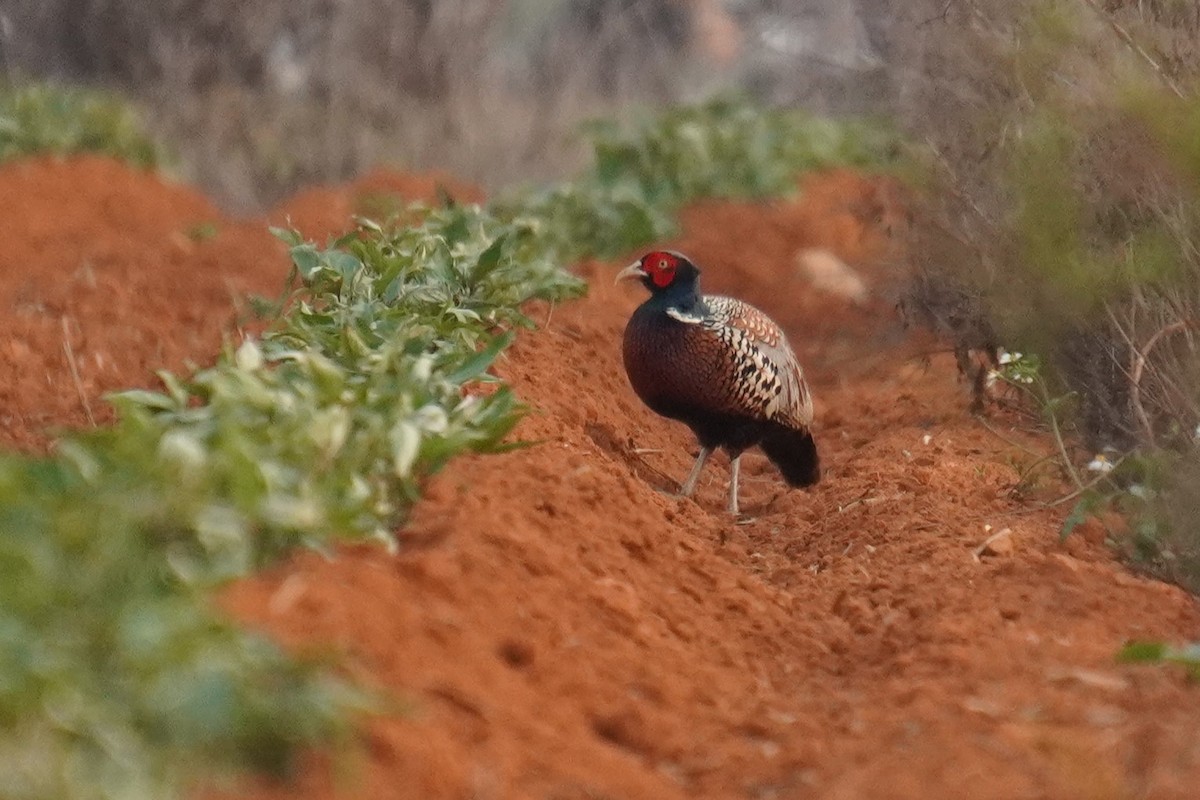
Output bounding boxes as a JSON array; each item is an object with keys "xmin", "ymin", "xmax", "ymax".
[{"xmin": 617, "ymin": 250, "xmax": 820, "ymax": 515}]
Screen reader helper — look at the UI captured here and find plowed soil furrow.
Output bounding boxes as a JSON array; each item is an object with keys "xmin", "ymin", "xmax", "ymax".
[{"xmin": 2, "ymin": 158, "xmax": 1198, "ymax": 799}]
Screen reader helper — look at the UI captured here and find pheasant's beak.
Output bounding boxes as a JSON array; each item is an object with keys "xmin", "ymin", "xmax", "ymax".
[{"xmin": 615, "ymin": 261, "xmax": 647, "ymax": 285}]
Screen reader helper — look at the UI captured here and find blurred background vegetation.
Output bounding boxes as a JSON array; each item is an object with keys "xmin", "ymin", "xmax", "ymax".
[
  {"xmin": 0, "ymin": 0, "xmax": 896, "ymax": 210},
  {"xmin": 886, "ymin": 0, "xmax": 1200, "ymax": 590}
]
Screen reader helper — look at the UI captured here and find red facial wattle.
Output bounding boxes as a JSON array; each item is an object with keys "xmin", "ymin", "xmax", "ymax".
[{"xmin": 645, "ymin": 252, "xmax": 678, "ymax": 288}]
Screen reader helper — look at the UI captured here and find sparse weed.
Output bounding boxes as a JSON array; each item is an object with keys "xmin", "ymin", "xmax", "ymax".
[{"xmin": 185, "ymin": 221, "xmax": 219, "ymax": 242}]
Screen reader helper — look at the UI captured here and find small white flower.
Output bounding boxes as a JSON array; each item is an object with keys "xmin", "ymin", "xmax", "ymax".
[
  {"xmin": 1128, "ymin": 484, "xmax": 1150, "ymax": 500},
  {"xmin": 1086, "ymin": 454, "xmax": 1114, "ymax": 474},
  {"xmin": 921, "ymin": 433, "xmax": 933, "ymax": 446},
  {"xmin": 998, "ymin": 349, "xmax": 1022, "ymax": 365}
]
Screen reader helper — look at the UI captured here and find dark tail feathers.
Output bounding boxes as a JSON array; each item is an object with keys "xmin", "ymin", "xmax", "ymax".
[{"xmin": 760, "ymin": 424, "xmax": 820, "ymax": 488}]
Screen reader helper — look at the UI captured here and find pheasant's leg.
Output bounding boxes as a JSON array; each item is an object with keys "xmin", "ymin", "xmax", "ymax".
[
  {"xmin": 727, "ymin": 454, "xmax": 741, "ymax": 516},
  {"xmin": 678, "ymin": 446, "xmax": 712, "ymax": 497}
]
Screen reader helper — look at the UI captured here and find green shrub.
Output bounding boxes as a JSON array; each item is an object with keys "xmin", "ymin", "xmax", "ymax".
[
  {"xmin": 110, "ymin": 207, "xmax": 585, "ymax": 578},
  {"xmin": 494, "ymin": 96, "xmax": 906, "ymax": 260},
  {"xmin": 585, "ymin": 97, "xmax": 903, "ymax": 205},
  {"xmin": 0, "ymin": 81, "xmax": 164, "ymax": 167},
  {"xmin": 903, "ymin": 1, "xmax": 1200, "ymax": 597}
]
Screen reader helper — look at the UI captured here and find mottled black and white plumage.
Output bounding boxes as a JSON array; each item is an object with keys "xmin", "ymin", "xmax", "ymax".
[{"xmin": 617, "ymin": 250, "xmax": 820, "ymax": 515}]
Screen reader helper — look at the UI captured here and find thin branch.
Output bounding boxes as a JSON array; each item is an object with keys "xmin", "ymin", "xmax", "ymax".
[
  {"xmin": 1041, "ymin": 453, "xmax": 1128, "ymax": 510},
  {"xmin": 924, "ymin": 138, "xmax": 997, "ymax": 227},
  {"xmin": 1037, "ymin": 379, "xmax": 1084, "ymax": 491},
  {"xmin": 837, "ymin": 491, "xmax": 904, "ymax": 513},
  {"xmin": 1130, "ymin": 319, "xmax": 1199, "ymax": 446},
  {"xmin": 918, "ymin": 0, "xmax": 957, "ymax": 29},
  {"xmin": 963, "ymin": 453, "xmax": 1127, "ymax": 525},
  {"xmin": 1078, "ymin": 0, "xmax": 1186, "ymax": 99},
  {"xmin": 973, "ymin": 414, "xmax": 1047, "ymax": 460}
]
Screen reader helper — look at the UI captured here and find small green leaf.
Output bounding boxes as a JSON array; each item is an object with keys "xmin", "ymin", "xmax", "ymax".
[
  {"xmin": 107, "ymin": 388, "xmax": 178, "ymax": 412},
  {"xmin": 390, "ymin": 421, "xmax": 421, "ymax": 478},
  {"xmin": 186, "ymin": 221, "xmax": 219, "ymax": 242},
  {"xmin": 447, "ymin": 332, "xmax": 515, "ymax": 384},
  {"xmin": 471, "ymin": 233, "xmax": 508, "ymax": 283},
  {"xmin": 1059, "ymin": 491, "xmax": 1105, "ymax": 541},
  {"xmin": 290, "ymin": 244, "xmax": 321, "ymax": 279},
  {"xmin": 354, "ymin": 216, "xmax": 384, "ymax": 234},
  {"xmin": 1118, "ymin": 641, "xmax": 1200, "ymax": 680},
  {"xmin": 327, "ymin": 251, "xmax": 362, "ymax": 283},
  {"xmin": 441, "ymin": 213, "xmax": 470, "ymax": 246},
  {"xmin": 1117, "ymin": 640, "xmax": 1169, "ymax": 663}
]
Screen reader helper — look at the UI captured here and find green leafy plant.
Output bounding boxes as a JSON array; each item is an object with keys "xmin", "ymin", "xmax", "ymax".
[
  {"xmin": 0, "ymin": 448, "xmax": 364, "ymax": 800},
  {"xmin": 494, "ymin": 96, "xmax": 905, "ymax": 261},
  {"xmin": 0, "ymin": 81, "xmax": 164, "ymax": 167},
  {"xmin": 586, "ymin": 96, "xmax": 902, "ymax": 206},
  {"xmin": 109, "ymin": 207, "xmax": 585, "ymax": 578}
]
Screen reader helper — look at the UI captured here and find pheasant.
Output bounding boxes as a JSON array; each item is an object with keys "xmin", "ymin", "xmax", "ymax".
[{"xmin": 617, "ymin": 250, "xmax": 820, "ymax": 515}]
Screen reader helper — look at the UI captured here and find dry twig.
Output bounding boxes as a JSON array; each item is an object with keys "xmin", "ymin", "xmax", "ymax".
[
  {"xmin": 61, "ymin": 317, "xmax": 96, "ymax": 427},
  {"xmin": 1078, "ymin": 0, "xmax": 1186, "ymax": 99},
  {"xmin": 1129, "ymin": 319, "xmax": 1199, "ymax": 446}
]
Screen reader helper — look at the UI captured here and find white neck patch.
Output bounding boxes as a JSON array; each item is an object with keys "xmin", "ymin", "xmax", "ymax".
[{"xmin": 666, "ymin": 306, "xmax": 704, "ymax": 325}]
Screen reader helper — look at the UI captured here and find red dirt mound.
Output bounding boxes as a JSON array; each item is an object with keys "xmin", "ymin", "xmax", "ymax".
[
  {"xmin": 2, "ymin": 157, "xmax": 1199, "ymax": 799},
  {"xmin": 0, "ymin": 156, "xmax": 477, "ymax": 451},
  {"xmin": 269, "ymin": 167, "xmax": 484, "ymax": 243}
]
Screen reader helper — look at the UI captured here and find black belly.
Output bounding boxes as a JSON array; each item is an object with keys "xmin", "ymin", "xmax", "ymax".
[{"xmin": 657, "ymin": 404, "xmax": 774, "ymax": 454}]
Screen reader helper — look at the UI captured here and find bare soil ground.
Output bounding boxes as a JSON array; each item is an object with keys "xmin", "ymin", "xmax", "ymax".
[{"xmin": 3, "ymin": 156, "xmax": 1199, "ymax": 799}]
